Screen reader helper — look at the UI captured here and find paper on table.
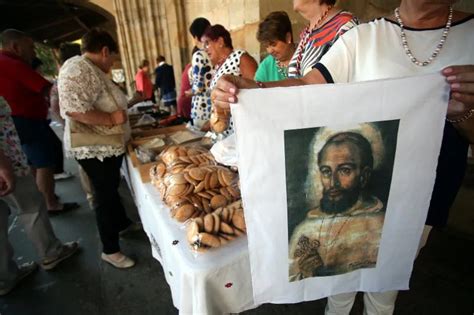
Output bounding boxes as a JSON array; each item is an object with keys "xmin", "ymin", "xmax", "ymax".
[{"xmin": 231, "ymin": 73, "xmax": 448, "ymax": 304}]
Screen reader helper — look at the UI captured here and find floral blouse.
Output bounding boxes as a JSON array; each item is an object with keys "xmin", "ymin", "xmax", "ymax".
[
  {"xmin": 58, "ymin": 56, "xmax": 130, "ymax": 161},
  {"xmin": 0, "ymin": 97, "xmax": 29, "ymax": 176}
]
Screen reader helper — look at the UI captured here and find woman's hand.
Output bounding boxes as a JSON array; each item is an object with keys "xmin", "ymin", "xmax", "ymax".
[
  {"xmin": 0, "ymin": 152, "xmax": 15, "ymax": 197},
  {"xmin": 443, "ymin": 65, "xmax": 474, "ymax": 118},
  {"xmin": 184, "ymin": 89, "xmax": 193, "ymax": 97},
  {"xmin": 210, "ymin": 74, "xmax": 258, "ymax": 110},
  {"xmin": 110, "ymin": 110, "xmax": 128, "ymax": 125},
  {"xmin": 200, "ymin": 120, "xmax": 211, "ymax": 132}
]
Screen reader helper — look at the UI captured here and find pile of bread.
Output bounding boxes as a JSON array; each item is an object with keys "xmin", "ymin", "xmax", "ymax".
[
  {"xmin": 187, "ymin": 200, "xmax": 246, "ymax": 251},
  {"xmin": 210, "ymin": 106, "xmax": 230, "ymax": 133},
  {"xmin": 150, "ymin": 144, "xmax": 247, "ymax": 251}
]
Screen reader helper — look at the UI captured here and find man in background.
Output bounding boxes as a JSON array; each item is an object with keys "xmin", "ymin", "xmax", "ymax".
[
  {"xmin": 0, "ymin": 29, "xmax": 78, "ymax": 213},
  {"xmin": 154, "ymin": 55, "xmax": 177, "ymax": 114}
]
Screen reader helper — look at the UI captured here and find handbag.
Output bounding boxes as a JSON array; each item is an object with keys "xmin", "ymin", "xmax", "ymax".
[{"xmin": 70, "ymin": 79, "xmax": 126, "ymax": 148}]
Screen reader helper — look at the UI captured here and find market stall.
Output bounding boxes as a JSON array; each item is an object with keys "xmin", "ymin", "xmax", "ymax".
[{"xmin": 122, "ymin": 124, "xmax": 256, "ymax": 314}]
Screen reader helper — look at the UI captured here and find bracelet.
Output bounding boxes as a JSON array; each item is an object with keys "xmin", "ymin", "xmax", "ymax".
[
  {"xmin": 255, "ymin": 81, "xmax": 266, "ymax": 88},
  {"xmin": 446, "ymin": 109, "xmax": 474, "ymax": 124}
]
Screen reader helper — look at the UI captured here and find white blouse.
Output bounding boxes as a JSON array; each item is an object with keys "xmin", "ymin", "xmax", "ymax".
[
  {"xmin": 58, "ymin": 56, "xmax": 131, "ymax": 161},
  {"xmin": 318, "ymin": 16, "xmax": 474, "ymax": 83}
]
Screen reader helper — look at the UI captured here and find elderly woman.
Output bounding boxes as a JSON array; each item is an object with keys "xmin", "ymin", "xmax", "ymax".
[
  {"xmin": 58, "ymin": 30, "xmax": 136, "ymax": 269},
  {"xmin": 202, "ymin": 24, "xmax": 257, "ymax": 136},
  {"xmin": 288, "ymin": 0, "xmax": 358, "ymax": 78},
  {"xmin": 212, "ymin": 0, "xmax": 474, "ymax": 313},
  {"xmin": 255, "ymin": 11, "xmax": 296, "ymax": 81}
]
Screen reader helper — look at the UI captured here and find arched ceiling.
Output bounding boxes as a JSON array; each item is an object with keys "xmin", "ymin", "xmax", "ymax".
[{"xmin": 0, "ymin": 0, "xmax": 115, "ymax": 46}]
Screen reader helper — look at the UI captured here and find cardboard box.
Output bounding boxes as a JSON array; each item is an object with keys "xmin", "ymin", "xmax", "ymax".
[
  {"xmin": 127, "ymin": 124, "xmax": 191, "ymax": 183},
  {"xmin": 132, "ymin": 124, "xmax": 186, "ymax": 139},
  {"xmin": 127, "ymin": 124, "xmax": 207, "ymax": 183}
]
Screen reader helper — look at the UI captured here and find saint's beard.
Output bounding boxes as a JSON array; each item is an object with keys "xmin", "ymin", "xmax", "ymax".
[{"xmin": 320, "ymin": 187, "xmax": 361, "ymax": 214}]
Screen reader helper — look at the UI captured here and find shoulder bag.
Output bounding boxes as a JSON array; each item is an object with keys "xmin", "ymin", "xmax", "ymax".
[{"xmin": 70, "ymin": 82, "xmax": 126, "ymax": 148}]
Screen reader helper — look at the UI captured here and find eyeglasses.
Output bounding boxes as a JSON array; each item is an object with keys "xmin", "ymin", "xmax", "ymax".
[{"xmin": 202, "ymin": 40, "xmax": 211, "ymax": 50}]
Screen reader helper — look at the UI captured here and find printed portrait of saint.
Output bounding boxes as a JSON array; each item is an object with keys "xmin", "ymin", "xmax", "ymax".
[{"xmin": 286, "ymin": 122, "xmax": 399, "ymax": 281}]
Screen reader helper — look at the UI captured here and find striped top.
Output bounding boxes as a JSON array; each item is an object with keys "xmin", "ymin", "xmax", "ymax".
[{"xmin": 287, "ymin": 11, "xmax": 358, "ymax": 78}]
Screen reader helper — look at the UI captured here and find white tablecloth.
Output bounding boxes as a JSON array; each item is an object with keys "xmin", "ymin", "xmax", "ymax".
[{"xmin": 123, "ymin": 157, "xmax": 256, "ymax": 314}]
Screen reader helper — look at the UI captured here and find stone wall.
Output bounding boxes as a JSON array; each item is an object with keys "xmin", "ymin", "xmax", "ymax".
[
  {"xmin": 112, "ymin": 0, "xmax": 187, "ymax": 94},
  {"xmin": 183, "ymin": 0, "xmax": 261, "ymax": 61}
]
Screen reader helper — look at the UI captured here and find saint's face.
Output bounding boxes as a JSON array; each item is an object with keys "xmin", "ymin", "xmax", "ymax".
[{"xmin": 318, "ymin": 142, "xmax": 364, "ymax": 213}]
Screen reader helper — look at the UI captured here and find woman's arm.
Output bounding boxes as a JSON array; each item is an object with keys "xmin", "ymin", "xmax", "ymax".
[
  {"xmin": 67, "ymin": 109, "xmax": 127, "ymax": 126},
  {"xmin": 239, "ymin": 53, "xmax": 258, "ymax": 80},
  {"xmin": 211, "ymin": 68, "xmax": 327, "ymax": 110}
]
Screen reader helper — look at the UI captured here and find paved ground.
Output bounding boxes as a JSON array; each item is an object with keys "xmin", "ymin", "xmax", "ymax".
[{"xmin": 0, "ymin": 148, "xmax": 473, "ymax": 315}]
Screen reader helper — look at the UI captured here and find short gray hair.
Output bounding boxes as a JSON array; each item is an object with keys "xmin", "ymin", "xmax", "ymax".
[{"xmin": 1, "ymin": 29, "xmax": 29, "ymax": 48}]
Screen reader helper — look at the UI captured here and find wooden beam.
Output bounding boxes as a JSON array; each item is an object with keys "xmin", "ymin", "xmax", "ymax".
[
  {"xmin": 48, "ymin": 29, "xmax": 84, "ymax": 42},
  {"xmin": 26, "ymin": 16, "xmax": 78, "ymax": 33},
  {"xmin": 73, "ymin": 16, "xmax": 90, "ymax": 32}
]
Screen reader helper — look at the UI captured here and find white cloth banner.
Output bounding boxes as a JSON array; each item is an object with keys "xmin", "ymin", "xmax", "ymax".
[{"xmin": 231, "ymin": 73, "xmax": 448, "ymax": 304}]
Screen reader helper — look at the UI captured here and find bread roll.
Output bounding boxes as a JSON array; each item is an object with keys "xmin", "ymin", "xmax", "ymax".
[
  {"xmin": 199, "ymin": 232, "xmax": 221, "ymax": 248},
  {"xmin": 189, "ymin": 168, "xmax": 206, "ymax": 181},
  {"xmin": 174, "ymin": 204, "xmax": 195, "ymax": 222},
  {"xmin": 204, "ymin": 214, "xmax": 214, "ymax": 233},
  {"xmin": 211, "ymin": 195, "xmax": 227, "ymax": 210},
  {"xmin": 187, "ymin": 221, "xmax": 199, "ymax": 244},
  {"xmin": 220, "ymin": 222, "xmax": 234, "ymax": 235}
]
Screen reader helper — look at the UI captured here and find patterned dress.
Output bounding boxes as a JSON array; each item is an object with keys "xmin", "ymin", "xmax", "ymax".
[
  {"xmin": 210, "ymin": 49, "xmax": 245, "ymax": 137},
  {"xmin": 0, "ymin": 97, "xmax": 29, "ymax": 177},
  {"xmin": 190, "ymin": 50, "xmax": 214, "ymax": 129},
  {"xmin": 287, "ymin": 11, "xmax": 358, "ymax": 78}
]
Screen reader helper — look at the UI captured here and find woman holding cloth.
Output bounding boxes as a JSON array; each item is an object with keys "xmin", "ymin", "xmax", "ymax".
[
  {"xmin": 58, "ymin": 30, "xmax": 136, "ymax": 269},
  {"xmin": 212, "ymin": 0, "xmax": 474, "ymax": 313}
]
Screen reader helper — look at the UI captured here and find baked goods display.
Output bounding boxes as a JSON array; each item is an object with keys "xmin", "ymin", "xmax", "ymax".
[
  {"xmin": 210, "ymin": 106, "xmax": 230, "ymax": 133},
  {"xmin": 159, "ymin": 145, "xmax": 213, "ymax": 167},
  {"xmin": 186, "ymin": 200, "xmax": 246, "ymax": 251},
  {"xmin": 149, "ymin": 144, "xmax": 247, "ymax": 252},
  {"xmin": 151, "ymin": 164, "xmax": 241, "ymax": 222}
]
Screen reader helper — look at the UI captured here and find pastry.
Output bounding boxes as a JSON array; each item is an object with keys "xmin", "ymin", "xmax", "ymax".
[
  {"xmin": 199, "ymin": 233, "xmax": 221, "ymax": 248},
  {"xmin": 220, "ymin": 222, "xmax": 234, "ymax": 235},
  {"xmin": 203, "ymin": 214, "xmax": 214, "ymax": 233},
  {"xmin": 174, "ymin": 204, "xmax": 195, "ymax": 222},
  {"xmin": 210, "ymin": 195, "xmax": 227, "ymax": 209}
]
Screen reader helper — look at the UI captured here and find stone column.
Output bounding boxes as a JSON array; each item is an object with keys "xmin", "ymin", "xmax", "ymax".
[{"xmin": 112, "ymin": 0, "xmax": 188, "ymax": 95}]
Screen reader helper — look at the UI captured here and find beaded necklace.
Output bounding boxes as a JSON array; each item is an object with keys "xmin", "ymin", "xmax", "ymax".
[
  {"xmin": 395, "ymin": 6, "xmax": 453, "ymax": 67},
  {"xmin": 276, "ymin": 44, "xmax": 295, "ymax": 79}
]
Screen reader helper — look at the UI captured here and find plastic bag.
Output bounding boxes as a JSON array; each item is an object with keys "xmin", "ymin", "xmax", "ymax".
[
  {"xmin": 186, "ymin": 200, "xmax": 246, "ymax": 253},
  {"xmin": 134, "ymin": 113, "xmax": 156, "ymax": 127},
  {"xmin": 210, "ymin": 134, "xmax": 238, "ymax": 167},
  {"xmin": 135, "ymin": 147, "xmax": 156, "ymax": 164}
]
